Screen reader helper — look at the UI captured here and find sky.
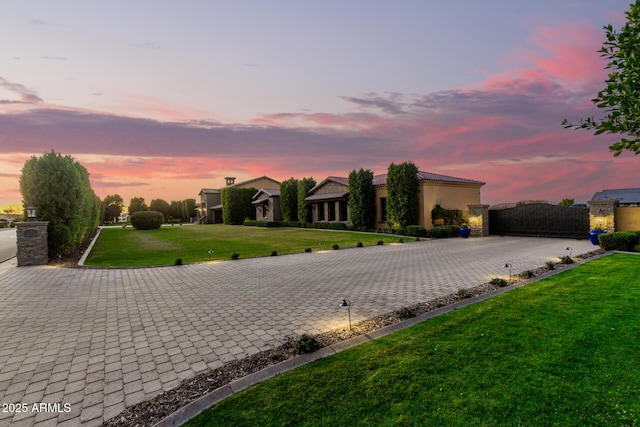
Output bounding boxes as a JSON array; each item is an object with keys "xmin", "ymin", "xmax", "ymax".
[{"xmin": 1, "ymin": 0, "xmax": 637, "ymax": 209}]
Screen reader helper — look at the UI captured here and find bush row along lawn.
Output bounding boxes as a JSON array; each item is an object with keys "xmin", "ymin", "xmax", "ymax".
[
  {"xmin": 186, "ymin": 253, "xmax": 640, "ymax": 427},
  {"xmin": 84, "ymin": 225, "xmax": 406, "ymax": 266}
]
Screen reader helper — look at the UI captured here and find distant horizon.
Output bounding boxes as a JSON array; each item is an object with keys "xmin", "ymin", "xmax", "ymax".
[{"xmin": 1, "ymin": 1, "xmax": 637, "ymax": 208}]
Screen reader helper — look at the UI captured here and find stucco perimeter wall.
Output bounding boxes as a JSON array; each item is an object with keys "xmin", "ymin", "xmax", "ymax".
[
  {"xmin": 616, "ymin": 207, "xmax": 640, "ymax": 231},
  {"xmin": 374, "ymin": 182, "xmax": 482, "ymax": 229}
]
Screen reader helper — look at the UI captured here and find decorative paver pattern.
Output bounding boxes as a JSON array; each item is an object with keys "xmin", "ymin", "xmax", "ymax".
[{"xmin": 0, "ymin": 236, "xmax": 595, "ymax": 426}]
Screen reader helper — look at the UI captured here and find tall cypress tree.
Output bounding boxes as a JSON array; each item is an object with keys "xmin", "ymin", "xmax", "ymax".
[
  {"xmin": 348, "ymin": 168, "xmax": 375, "ymax": 229},
  {"xmin": 297, "ymin": 177, "xmax": 316, "ymax": 223},
  {"xmin": 386, "ymin": 161, "xmax": 419, "ymax": 229}
]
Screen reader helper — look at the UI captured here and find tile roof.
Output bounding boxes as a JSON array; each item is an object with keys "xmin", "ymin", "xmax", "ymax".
[
  {"xmin": 307, "ymin": 176, "xmax": 349, "ymax": 194},
  {"xmin": 305, "ymin": 192, "xmax": 348, "ymax": 201},
  {"xmin": 373, "ymin": 171, "xmax": 484, "ymax": 186},
  {"xmin": 253, "ymin": 188, "xmax": 280, "ymax": 199},
  {"xmin": 591, "ymin": 188, "xmax": 640, "ymax": 204}
]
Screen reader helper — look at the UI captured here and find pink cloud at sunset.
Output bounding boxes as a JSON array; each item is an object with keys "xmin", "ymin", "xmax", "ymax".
[{"xmin": 1, "ymin": 8, "xmax": 637, "ymax": 210}]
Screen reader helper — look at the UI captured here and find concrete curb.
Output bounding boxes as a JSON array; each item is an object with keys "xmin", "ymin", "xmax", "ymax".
[
  {"xmin": 77, "ymin": 227, "xmax": 102, "ymax": 266},
  {"xmin": 154, "ymin": 250, "xmax": 614, "ymax": 427}
]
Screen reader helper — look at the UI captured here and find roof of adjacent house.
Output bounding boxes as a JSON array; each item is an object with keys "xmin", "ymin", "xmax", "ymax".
[
  {"xmin": 305, "ymin": 192, "xmax": 348, "ymax": 202},
  {"xmin": 253, "ymin": 188, "xmax": 280, "ymax": 199},
  {"xmin": 309, "ymin": 171, "xmax": 483, "ymax": 194},
  {"xmin": 232, "ymin": 176, "xmax": 280, "ymax": 188},
  {"xmin": 199, "ymin": 188, "xmax": 220, "ymax": 195},
  {"xmin": 591, "ymin": 188, "xmax": 640, "ymax": 204},
  {"xmin": 373, "ymin": 171, "xmax": 485, "ymax": 186}
]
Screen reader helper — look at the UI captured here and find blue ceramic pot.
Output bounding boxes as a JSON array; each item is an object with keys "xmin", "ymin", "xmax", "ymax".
[
  {"xmin": 589, "ymin": 230, "xmax": 605, "ymax": 245},
  {"xmin": 459, "ymin": 227, "xmax": 471, "ymax": 238}
]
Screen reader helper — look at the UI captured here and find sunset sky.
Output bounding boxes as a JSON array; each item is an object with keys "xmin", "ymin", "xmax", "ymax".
[{"xmin": 1, "ymin": 0, "xmax": 637, "ymax": 209}]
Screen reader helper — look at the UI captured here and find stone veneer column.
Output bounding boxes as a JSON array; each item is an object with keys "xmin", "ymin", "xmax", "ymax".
[
  {"xmin": 16, "ymin": 221, "xmax": 49, "ymax": 266},
  {"xmin": 467, "ymin": 204, "xmax": 490, "ymax": 237},
  {"xmin": 588, "ymin": 200, "xmax": 618, "ymax": 233}
]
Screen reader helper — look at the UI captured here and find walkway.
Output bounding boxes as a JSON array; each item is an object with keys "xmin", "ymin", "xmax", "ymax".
[{"xmin": 0, "ymin": 237, "xmax": 596, "ymax": 426}]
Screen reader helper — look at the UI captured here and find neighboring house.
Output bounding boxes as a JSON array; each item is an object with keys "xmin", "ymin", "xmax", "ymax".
[
  {"xmin": 591, "ymin": 188, "xmax": 640, "ymax": 207},
  {"xmin": 307, "ymin": 170, "xmax": 484, "ymax": 229},
  {"xmin": 590, "ymin": 187, "xmax": 640, "ymax": 231},
  {"xmin": 305, "ymin": 177, "xmax": 350, "ymax": 224},
  {"xmin": 252, "ymin": 189, "xmax": 281, "ymax": 222},
  {"xmin": 198, "ymin": 176, "xmax": 281, "ymax": 223},
  {"xmin": 117, "ymin": 214, "xmax": 130, "ymax": 223}
]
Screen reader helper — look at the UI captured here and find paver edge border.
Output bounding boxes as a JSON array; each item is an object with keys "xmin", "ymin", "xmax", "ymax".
[{"xmin": 153, "ymin": 250, "xmax": 615, "ymax": 427}]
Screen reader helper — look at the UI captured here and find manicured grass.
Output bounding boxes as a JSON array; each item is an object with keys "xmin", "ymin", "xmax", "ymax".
[
  {"xmin": 186, "ymin": 254, "xmax": 640, "ymax": 426},
  {"xmin": 84, "ymin": 225, "xmax": 404, "ymax": 266}
]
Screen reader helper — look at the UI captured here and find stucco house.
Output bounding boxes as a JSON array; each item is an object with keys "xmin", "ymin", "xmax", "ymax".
[
  {"xmin": 306, "ymin": 170, "xmax": 484, "ymax": 229},
  {"xmin": 198, "ymin": 176, "xmax": 280, "ymax": 223}
]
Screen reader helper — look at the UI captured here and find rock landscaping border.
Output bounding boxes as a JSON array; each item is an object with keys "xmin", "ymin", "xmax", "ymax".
[{"xmin": 102, "ymin": 249, "xmax": 606, "ymax": 427}]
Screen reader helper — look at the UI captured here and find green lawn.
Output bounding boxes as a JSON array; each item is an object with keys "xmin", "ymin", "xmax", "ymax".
[
  {"xmin": 186, "ymin": 253, "xmax": 640, "ymax": 426},
  {"xmin": 84, "ymin": 225, "xmax": 404, "ymax": 266}
]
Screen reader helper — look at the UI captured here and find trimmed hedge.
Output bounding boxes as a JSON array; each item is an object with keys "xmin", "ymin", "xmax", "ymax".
[
  {"xmin": 598, "ymin": 231, "xmax": 640, "ymax": 251},
  {"xmin": 244, "ymin": 220, "xmax": 279, "ymax": 227},
  {"xmin": 404, "ymin": 225, "xmax": 428, "ymax": 237},
  {"xmin": 131, "ymin": 211, "xmax": 164, "ymax": 230},
  {"xmin": 428, "ymin": 225, "xmax": 460, "ymax": 238}
]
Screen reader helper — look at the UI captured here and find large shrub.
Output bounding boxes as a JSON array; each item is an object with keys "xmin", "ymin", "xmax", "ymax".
[
  {"xmin": 348, "ymin": 168, "xmax": 376, "ymax": 229},
  {"xmin": 297, "ymin": 177, "xmax": 316, "ymax": 223},
  {"xmin": 280, "ymin": 178, "xmax": 299, "ymax": 221},
  {"xmin": 598, "ymin": 231, "xmax": 640, "ymax": 251},
  {"xmin": 386, "ymin": 161, "xmax": 419, "ymax": 230},
  {"xmin": 221, "ymin": 187, "xmax": 257, "ymax": 224},
  {"xmin": 20, "ymin": 151, "xmax": 101, "ymax": 257},
  {"xmin": 131, "ymin": 211, "xmax": 164, "ymax": 230},
  {"xmin": 431, "ymin": 204, "xmax": 463, "ymax": 226}
]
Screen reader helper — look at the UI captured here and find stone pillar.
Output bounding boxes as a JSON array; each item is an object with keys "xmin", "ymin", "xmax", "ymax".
[
  {"xmin": 468, "ymin": 204, "xmax": 490, "ymax": 237},
  {"xmin": 588, "ymin": 200, "xmax": 618, "ymax": 233},
  {"xmin": 16, "ymin": 221, "xmax": 49, "ymax": 266}
]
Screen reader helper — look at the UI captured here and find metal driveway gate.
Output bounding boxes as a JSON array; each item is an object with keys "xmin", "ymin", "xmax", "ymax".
[{"xmin": 489, "ymin": 203, "xmax": 589, "ymax": 239}]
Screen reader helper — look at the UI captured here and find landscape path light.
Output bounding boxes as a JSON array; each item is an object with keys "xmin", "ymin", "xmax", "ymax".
[
  {"xmin": 504, "ymin": 263, "xmax": 512, "ymax": 284},
  {"xmin": 566, "ymin": 247, "xmax": 573, "ymax": 259},
  {"xmin": 340, "ymin": 298, "xmax": 352, "ymax": 331}
]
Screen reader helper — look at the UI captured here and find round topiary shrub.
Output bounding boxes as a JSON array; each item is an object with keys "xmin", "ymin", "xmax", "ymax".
[
  {"xmin": 130, "ymin": 211, "xmax": 164, "ymax": 230},
  {"xmin": 377, "ymin": 240, "xmax": 384, "ymax": 246},
  {"xmin": 357, "ymin": 242, "xmax": 363, "ymax": 248},
  {"xmin": 304, "ymin": 247, "xmax": 312, "ymax": 253},
  {"xmin": 332, "ymin": 244, "xmax": 339, "ymax": 250}
]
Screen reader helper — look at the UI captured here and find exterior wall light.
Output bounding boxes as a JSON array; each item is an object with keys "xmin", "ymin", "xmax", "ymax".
[{"xmin": 27, "ymin": 205, "xmax": 37, "ymax": 221}]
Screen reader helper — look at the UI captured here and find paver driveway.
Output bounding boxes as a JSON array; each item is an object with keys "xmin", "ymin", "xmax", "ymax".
[{"xmin": 0, "ymin": 236, "xmax": 596, "ymax": 426}]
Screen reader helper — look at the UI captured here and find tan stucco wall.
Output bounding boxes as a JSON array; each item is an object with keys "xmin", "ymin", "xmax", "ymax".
[
  {"xmin": 374, "ymin": 182, "xmax": 482, "ymax": 229},
  {"xmin": 615, "ymin": 207, "xmax": 640, "ymax": 231}
]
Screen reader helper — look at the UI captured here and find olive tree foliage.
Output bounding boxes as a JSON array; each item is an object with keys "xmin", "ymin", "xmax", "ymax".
[
  {"xmin": 386, "ymin": 161, "xmax": 419, "ymax": 230},
  {"xmin": 279, "ymin": 178, "xmax": 299, "ymax": 221},
  {"xmin": 563, "ymin": 1, "xmax": 640, "ymax": 156},
  {"xmin": 348, "ymin": 168, "xmax": 376, "ymax": 229},
  {"xmin": 150, "ymin": 199, "xmax": 171, "ymax": 220},
  {"xmin": 221, "ymin": 187, "xmax": 257, "ymax": 224},
  {"xmin": 182, "ymin": 198, "xmax": 196, "ymax": 221},
  {"xmin": 20, "ymin": 151, "xmax": 101, "ymax": 256},
  {"xmin": 297, "ymin": 177, "xmax": 316, "ymax": 223},
  {"xmin": 103, "ymin": 194, "xmax": 124, "ymax": 223},
  {"xmin": 128, "ymin": 197, "xmax": 148, "ymax": 215},
  {"xmin": 558, "ymin": 198, "xmax": 575, "ymax": 207}
]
